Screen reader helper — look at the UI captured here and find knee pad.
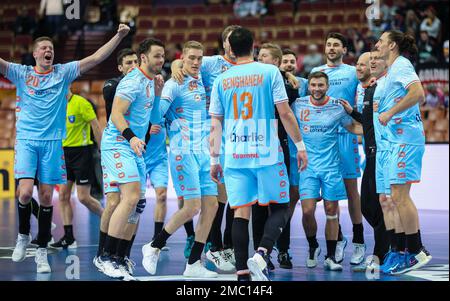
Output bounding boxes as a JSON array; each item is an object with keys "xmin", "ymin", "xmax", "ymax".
[
  {"xmin": 326, "ymin": 214, "xmax": 338, "ymax": 220},
  {"xmin": 128, "ymin": 198, "xmax": 146, "ymax": 224}
]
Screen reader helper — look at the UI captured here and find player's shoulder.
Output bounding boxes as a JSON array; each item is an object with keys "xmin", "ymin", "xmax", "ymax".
[
  {"xmin": 294, "ymin": 95, "xmax": 310, "ymax": 106},
  {"xmin": 392, "ymin": 55, "xmax": 414, "ymax": 71}
]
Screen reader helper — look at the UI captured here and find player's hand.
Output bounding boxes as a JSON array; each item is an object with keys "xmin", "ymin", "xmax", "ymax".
[
  {"xmin": 154, "ymin": 74, "xmax": 164, "ymax": 96},
  {"xmin": 378, "ymin": 111, "xmax": 393, "ymax": 126},
  {"xmin": 297, "ymin": 150, "xmax": 308, "ymax": 172},
  {"xmin": 172, "ymin": 69, "xmax": 186, "ymax": 85},
  {"xmin": 286, "ymin": 72, "xmax": 299, "ymax": 90},
  {"xmin": 130, "ymin": 137, "xmax": 146, "ymax": 157},
  {"xmin": 150, "ymin": 124, "xmax": 161, "ymax": 134},
  {"xmin": 339, "ymin": 99, "xmax": 353, "ymax": 114},
  {"xmin": 373, "ymin": 102, "xmax": 379, "ymax": 112},
  {"xmin": 117, "ymin": 24, "xmax": 130, "ymax": 37},
  {"xmin": 210, "ymin": 163, "xmax": 223, "ymax": 184}
]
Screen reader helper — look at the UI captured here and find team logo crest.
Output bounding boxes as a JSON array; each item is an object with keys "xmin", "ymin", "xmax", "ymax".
[
  {"xmin": 194, "ymin": 94, "xmax": 201, "ymax": 102},
  {"xmin": 222, "ymin": 65, "xmax": 229, "ymax": 72},
  {"xmin": 68, "ymin": 115, "xmax": 76, "ymax": 123},
  {"xmin": 189, "ymin": 81, "xmax": 198, "ymax": 91}
]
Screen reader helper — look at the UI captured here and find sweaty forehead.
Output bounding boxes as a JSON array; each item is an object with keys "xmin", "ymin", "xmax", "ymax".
[{"xmin": 36, "ymin": 41, "xmax": 53, "ymax": 49}]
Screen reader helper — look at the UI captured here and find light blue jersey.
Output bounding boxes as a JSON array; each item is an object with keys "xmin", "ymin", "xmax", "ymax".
[
  {"xmin": 292, "ymin": 96, "xmax": 352, "ymax": 171},
  {"xmin": 201, "ymin": 55, "xmax": 236, "ymax": 106},
  {"xmin": 210, "ymin": 61, "xmax": 288, "ymax": 168},
  {"xmin": 373, "ymin": 74, "xmax": 390, "ymax": 151},
  {"xmin": 146, "ymin": 120, "xmax": 167, "ymax": 163},
  {"xmin": 297, "ymin": 76, "xmax": 309, "ymax": 98},
  {"xmin": 356, "ymin": 82, "xmax": 365, "ymax": 113},
  {"xmin": 379, "ymin": 56, "xmax": 425, "ymax": 145},
  {"xmin": 101, "ymin": 67, "xmax": 160, "ymax": 151},
  {"xmin": 6, "ymin": 62, "xmax": 80, "ymax": 140}
]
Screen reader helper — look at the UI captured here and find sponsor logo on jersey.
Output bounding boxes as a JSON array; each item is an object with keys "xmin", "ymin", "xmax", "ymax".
[
  {"xmin": 189, "ymin": 81, "xmax": 198, "ymax": 91},
  {"xmin": 229, "ymin": 132, "xmax": 264, "ymax": 143}
]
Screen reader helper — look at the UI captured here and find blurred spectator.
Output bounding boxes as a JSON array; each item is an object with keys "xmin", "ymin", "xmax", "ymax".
[
  {"xmin": 418, "ymin": 31, "xmax": 438, "ymax": 64},
  {"xmin": 368, "ymin": 12, "xmax": 391, "ymax": 39},
  {"xmin": 14, "ymin": 7, "xmax": 37, "ymax": 36},
  {"xmin": 302, "ymin": 44, "xmax": 323, "ymax": 76},
  {"xmin": 391, "ymin": 9, "xmax": 405, "ymax": 32},
  {"xmin": 424, "ymin": 85, "xmax": 445, "ymax": 109},
  {"xmin": 20, "ymin": 45, "xmax": 35, "ymax": 66},
  {"xmin": 39, "ymin": 0, "xmax": 64, "ymax": 38},
  {"xmin": 420, "ymin": 6, "xmax": 441, "ymax": 42},
  {"xmin": 442, "ymin": 40, "xmax": 449, "ymax": 64},
  {"xmin": 405, "ymin": 9, "xmax": 420, "ymax": 38},
  {"xmin": 233, "ymin": 0, "xmax": 267, "ymax": 18},
  {"xmin": 99, "ymin": 0, "xmax": 117, "ymax": 28},
  {"xmin": 347, "ymin": 28, "xmax": 367, "ymax": 58}
]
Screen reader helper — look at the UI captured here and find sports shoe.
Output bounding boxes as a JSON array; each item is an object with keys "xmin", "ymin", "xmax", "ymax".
[
  {"xmin": 184, "ymin": 235, "xmax": 195, "ymax": 259},
  {"xmin": 379, "ymin": 251, "xmax": 400, "ymax": 274},
  {"xmin": 335, "ymin": 236, "xmax": 347, "ymax": 263},
  {"xmin": 35, "ymin": 248, "xmax": 51, "ymax": 273},
  {"xmin": 49, "ymin": 236, "xmax": 77, "ymax": 250},
  {"xmin": 247, "ymin": 252, "xmax": 270, "ymax": 281},
  {"xmin": 124, "ymin": 256, "xmax": 136, "ymax": 275},
  {"xmin": 93, "ymin": 256, "xmax": 105, "ymax": 273},
  {"xmin": 206, "ymin": 250, "xmax": 235, "ymax": 272},
  {"xmin": 183, "ymin": 260, "xmax": 218, "ymax": 278},
  {"xmin": 306, "ymin": 246, "xmax": 321, "ymax": 268},
  {"xmin": 142, "ymin": 241, "xmax": 161, "ymax": 275},
  {"xmin": 350, "ymin": 243, "xmax": 366, "ymax": 265},
  {"xmin": 222, "ymin": 248, "xmax": 236, "ymax": 265},
  {"xmin": 117, "ymin": 258, "xmax": 137, "ymax": 281},
  {"xmin": 29, "ymin": 235, "xmax": 55, "ymax": 248},
  {"xmin": 100, "ymin": 256, "xmax": 124, "ymax": 279},
  {"xmin": 12, "ymin": 233, "xmax": 32, "ymax": 262},
  {"xmin": 267, "ymin": 254, "xmax": 275, "ymax": 271},
  {"xmin": 277, "ymin": 251, "xmax": 293, "ymax": 269},
  {"xmin": 204, "ymin": 241, "xmax": 212, "ymax": 254},
  {"xmin": 324, "ymin": 256, "xmax": 343, "ymax": 271},
  {"xmin": 390, "ymin": 248, "xmax": 432, "ymax": 275}
]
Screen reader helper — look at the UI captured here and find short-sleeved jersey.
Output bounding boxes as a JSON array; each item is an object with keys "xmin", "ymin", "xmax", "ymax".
[
  {"xmin": 145, "ymin": 120, "xmax": 167, "ymax": 163},
  {"xmin": 6, "ymin": 62, "xmax": 80, "ymax": 140},
  {"xmin": 101, "ymin": 67, "xmax": 160, "ymax": 150},
  {"xmin": 201, "ymin": 55, "xmax": 236, "ymax": 99},
  {"xmin": 379, "ymin": 56, "xmax": 425, "ymax": 145},
  {"xmin": 209, "ymin": 61, "xmax": 288, "ymax": 168},
  {"xmin": 311, "ymin": 63, "xmax": 358, "ymax": 133},
  {"xmin": 373, "ymin": 74, "xmax": 390, "ymax": 151},
  {"xmin": 297, "ymin": 76, "xmax": 309, "ymax": 98},
  {"xmin": 292, "ymin": 96, "xmax": 352, "ymax": 171},
  {"xmin": 161, "ymin": 74, "xmax": 208, "ymax": 154},
  {"xmin": 63, "ymin": 94, "xmax": 97, "ymax": 147}
]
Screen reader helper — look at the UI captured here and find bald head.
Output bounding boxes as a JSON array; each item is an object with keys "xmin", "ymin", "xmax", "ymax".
[{"xmin": 356, "ymin": 52, "xmax": 371, "ymax": 83}]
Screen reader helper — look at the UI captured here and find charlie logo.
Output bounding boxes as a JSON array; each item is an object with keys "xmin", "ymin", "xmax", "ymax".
[{"xmin": 64, "ymin": 0, "xmax": 80, "ymax": 20}]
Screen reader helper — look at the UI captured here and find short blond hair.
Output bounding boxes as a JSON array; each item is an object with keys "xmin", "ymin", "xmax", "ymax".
[
  {"xmin": 183, "ymin": 40, "xmax": 204, "ymax": 54},
  {"xmin": 260, "ymin": 43, "xmax": 283, "ymax": 63}
]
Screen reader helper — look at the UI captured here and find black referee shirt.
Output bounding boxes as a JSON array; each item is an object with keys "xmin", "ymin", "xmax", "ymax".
[{"xmin": 102, "ymin": 75, "xmax": 124, "ymax": 122}]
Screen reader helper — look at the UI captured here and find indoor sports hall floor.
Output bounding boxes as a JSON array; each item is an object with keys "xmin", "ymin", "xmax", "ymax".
[{"xmin": 0, "ymin": 191, "xmax": 448, "ymax": 281}]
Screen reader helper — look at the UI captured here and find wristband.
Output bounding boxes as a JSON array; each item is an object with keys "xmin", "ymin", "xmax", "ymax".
[
  {"xmin": 210, "ymin": 155, "xmax": 220, "ymax": 165},
  {"xmin": 295, "ymin": 140, "xmax": 306, "ymax": 152},
  {"xmin": 122, "ymin": 128, "xmax": 136, "ymax": 142}
]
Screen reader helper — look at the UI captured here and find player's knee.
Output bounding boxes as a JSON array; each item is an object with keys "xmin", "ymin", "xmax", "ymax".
[
  {"xmin": 40, "ymin": 191, "xmax": 53, "ymax": 204},
  {"xmin": 156, "ymin": 191, "xmax": 167, "ymax": 204},
  {"xmin": 105, "ymin": 193, "xmax": 120, "ymax": 210},
  {"xmin": 324, "ymin": 203, "xmax": 338, "ymax": 216},
  {"xmin": 302, "ymin": 205, "xmax": 315, "ymax": 219},
  {"xmin": 184, "ymin": 203, "xmax": 201, "ymax": 218}
]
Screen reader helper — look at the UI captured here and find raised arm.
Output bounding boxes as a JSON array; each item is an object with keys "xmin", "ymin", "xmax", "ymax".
[{"xmin": 79, "ymin": 24, "xmax": 130, "ymax": 75}]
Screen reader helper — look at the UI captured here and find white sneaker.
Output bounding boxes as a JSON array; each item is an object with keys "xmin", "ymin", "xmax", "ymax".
[
  {"xmin": 35, "ymin": 248, "xmax": 51, "ymax": 273},
  {"xmin": 206, "ymin": 250, "xmax": 235, "ymax": 272},
  {"xmin": 101, "ymin": 258, "xmax": 124, "ymax": 279},
  {"xmin": 222, "ymin": 248, "xmax": 236, "ymax": 265},
  {"xmin": 142, "ymin": 242, "xmax": 160, "ymax": 275},
  {"xmin": 350, "ymin": 243, "xmax": 366, "ymax": 265},
  {"xmin": 124, "ymin": 257, "xmax": 136, "ymax": 275},
  {"xmin": 93, "ymin": 256, "xmax": 104, "ymax": 273},
  {"xmin": 306, "ymin": 246, "xmax": 321, "ymax": 268},
  {"xmin": 118, "ymin": 262, "xmax": 137, "ymax": 281},
  {"xmin": 335, "ymin": 237, "xmax": 347, "ymax": 263},
  {"xmin": 247, "ymin": 252, "xmax": 269, "ymax": 281},
  {"xmin": 12, "ymin": 233, "xmax": 32, "ymax": 262},
  {"xmin": 183, "ymin": 260, "xmax": 218, "ymax": 278},
  {"xmin": 324, "ymin": 256, "xmax": 343, "ymax": 271}
]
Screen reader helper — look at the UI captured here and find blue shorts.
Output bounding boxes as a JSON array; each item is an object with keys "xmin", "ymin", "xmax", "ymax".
[
  {"xmin": 388, "ymin": 143, "xmax": 424, "ymax": 185},
  {"xmin": 101, "ymin": 148, "xmax": 146, "ymax": 195},
  {"xmin": 339, "ymin": 133, "xmax": 361, "ymax": 179},
  {"xmin": 299, "ymin": 167, "xmax": 347, "ymax": 202},
  {"xmin": 376, "ymin": 150, "xmax": 391, "ymax": 195},
  {"xmin": 145, "ymin": 157, "xmax": 168, "ymax": 188},
  {"xmin": 14, "ymin": 139, "xmax": 66, "ymax": 185},
  {"xmin": 224, "ymin": 162, "xmax": 290, "ymax": 208},
  {"xmin": 289, "ymin": 155, "xmax": 299, "ymax": 186},
  {"xmin": 169, "ymin": 151, "xmax": 217, "ymax": 200}
]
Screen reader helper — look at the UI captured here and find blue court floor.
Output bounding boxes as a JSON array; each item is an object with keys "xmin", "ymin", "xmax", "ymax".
[{"xmin": 0, "ymin": 195, "xmax": 448, "ymax": 281}]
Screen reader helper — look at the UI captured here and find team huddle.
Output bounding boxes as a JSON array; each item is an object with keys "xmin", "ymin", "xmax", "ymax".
[{"xmin": 0, "ymin": 23, "xmax": 432, "ymax": 281}]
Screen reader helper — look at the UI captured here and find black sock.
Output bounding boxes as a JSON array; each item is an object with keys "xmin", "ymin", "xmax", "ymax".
[
  {"xmin": 259, "ymin": 203, "xmax": 289, "ymax": 252},
  {"xmin": 223, "ymin": 203, "xmax": 234, "ymax": 249},
  {"xmin": 406, "ymin": 232, "xmax": 422, "ymax": 254},
  {"xmin": 396, "ymin": 232, "xmax": 406, "ymax": 252},
  {"xmin": 152, "ymin": 228, "xmax": 171, "ymax": 249},
  {"xmin": 30, "ymin": 197, "xmax": 40, "ymax": 219},
  {"xmin": 387, "ymin": 229, "xmax": 397, "ymax": 251},
  {"xmin": 17, "ymin": 201, "xmax": 31, "ymax": 235},
  {"xmin": 64, "ymin": 225, "xmax": 74, "ymax": 240},
  {"xmin": 232, "ymin": 218, "xmax": 249, "ymax": 272},
  {"xmin": 306, "ymin": 235, "xmax": 319, "ymax": 249},
  {"xmin": 337, "ymin": 224, "xmax": 343, "ymax": 241},
  {"xmin": 153, "ymin": 222, "xmax": 164, "ymax": 240},
  {"xmin": 117, "ymin": 239, "xmax": 130, "ymax": 259},
  {"xmin": 326, "ymin": 240, "xmax": 337, "ymax": 258},
  {"xmin": 97, "ymin": 231, "xmax": 107, "ymax": 257},
  {"xmin": 188, "ymin": 241, "xmax": 205, "ymax": 264},
  {"xmin": 352, "ymin": 223, "xmax": 364, "ymax": 244},
  {"xmin": 104, "ymin": 235, "xmax": 120, "ymax": 256},
  {"xmin": 126, "ymin": 234, "xmax": 135, "ymax": 258},
  {"xmin": 418, "ymin": 229, "xmax": 422, "ymax": 246},
  {"xmin": 210, "ymin": 202, "xmax": 225, "ymax": 252},
  {"xmin": 184, "ymin": 220, "xmax": 195, "ymax": 238},
  {"xmin": 37, "ymin": 205, "xmax": 53, "ymax": 248}
]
